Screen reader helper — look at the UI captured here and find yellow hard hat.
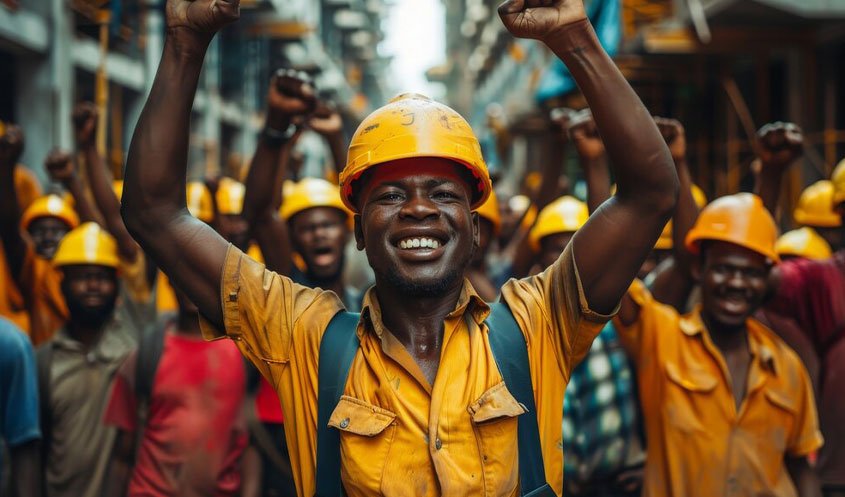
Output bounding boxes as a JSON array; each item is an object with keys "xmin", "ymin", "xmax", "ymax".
[
  {"xmin": 832, "ymin": 158, "xmax": 845, "ymax": 208},
  {"xmin": 52, "ymin": 222, "xmax": 119, "ymax": 268},
  {"xmin": 528, "ymin": 196, "xmax": 589, "ymax": 252},
  {"xmin": 775, "ymin": 227, "xmax": 832, "ymax": 261},
  {"xmin": 20, "ymin": 194, "xmax": 80, "ymax": 232},
  {"xmin": 686, "ymin": 193, "xmax": 780, "ymax": 264},
  {"xmin": 187, "ymin": 181, "xmax": 213, "ymax": 222},
  {"xmin": 339, "ymin": 93, "xmax": 492, "ymax": 213},
  {"xmin": 793, "ymin": 180, "xmax": 841, "ymax": 228},
  {"xmin": 655, "ymin": 184, "xmax": 708, "ymax": 250},
  {"xmin": 216, "ymin": 177, "xmax": 245, "ymax": 216},
  {"xmin": 474, "ymin": 188, "xmax": 501, "ymax": 235},
  {"xmin": 112, "ymin": 179, "xmax": 124, "ymax": 202},
  {"xmin": 280, "ymin": 177, "xmax": 350, "ymax": 222}
]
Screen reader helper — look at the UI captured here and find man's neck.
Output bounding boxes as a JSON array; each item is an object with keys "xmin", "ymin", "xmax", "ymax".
[
  {"xmin": 66, "ymin": 320, "xmax": 107, "ymax": 349},
  {"xmin": 702, "ymin": 312, "xmax": 749, "ymax": 354}
]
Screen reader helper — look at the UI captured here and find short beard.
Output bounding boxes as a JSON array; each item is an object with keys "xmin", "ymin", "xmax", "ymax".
[
  {"xmin": 63, "ymin": 292, "xmax": 117, "ymax": 329},
  {"xmin": 383, "ymin": 264, "xmax": 465, "ymax": 298}
]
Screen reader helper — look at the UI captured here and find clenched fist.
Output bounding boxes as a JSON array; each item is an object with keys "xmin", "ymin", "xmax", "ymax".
[
  {"xmin": 0, "ymin": 124, "xmax": 24, "ymax": 167},
  {"xmin": 266, "ymin": 69, "xmax": 317, "ymax": 130},
  {"xmin": 653, "ymin": 117, "xmax": 686, "ymax": 164},
  {"xmin": 567, "ymin": 109, "xmax": 604, "ymax": 162},
  {"xmin": 72, "ymin": 101, "xmax": 98, "ymax": 149},
  {"xmin": 498, "ymin": 0, "xmax": 587, "ymax": 42},
  {"xmin": 45, "ymin": 150, "xmax": 76, "ymax": 184},
  {"xmin": 757, "ymin": 121, "xmax": 803, "ymax": 169},
  {"xmin": 166, "ymin": 0, "xmax": 239, "ymax": 35}
]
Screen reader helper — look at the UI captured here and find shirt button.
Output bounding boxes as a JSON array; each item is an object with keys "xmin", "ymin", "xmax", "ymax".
[
  {"xmin": 434, "ymin": 438, "xmax": 442, "ymax": 450},
  {"xmin": 339, "ymin": 418, "xmax": 350, "ymax": 429}
]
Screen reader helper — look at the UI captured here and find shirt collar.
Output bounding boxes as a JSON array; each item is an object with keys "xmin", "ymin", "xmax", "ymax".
[
  {"xmin": 53, "ymin": 319, "xmax": 132, "ymax": 363},
  {"xmin": 359, "ymin": 279, "xmax": 490, "ymax": 339},
  {"xmin": 680, "ymin": 305, "xmax": 778, "ymax": 375}
]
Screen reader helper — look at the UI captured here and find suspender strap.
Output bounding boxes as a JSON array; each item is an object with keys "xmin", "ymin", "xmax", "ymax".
[
  {"xmin": 486, "ymin": 302, "xmax": 554, "ymax": 496},
  {"xmin": 315, "ymin": 311, "xmax": 361, "ymax": 497}
]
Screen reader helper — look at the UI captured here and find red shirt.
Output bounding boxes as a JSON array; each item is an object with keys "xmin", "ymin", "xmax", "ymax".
[
  {"xmin": 104, "ymin": 331, "xmax": 248, "ymax": 497},
  {"xmin": 768, "ymin": 250, "xmax": 845, "ymax": 486},
  {"xmin": 255, "ymin": 377, "xmax": 284, "ymax": 424}
]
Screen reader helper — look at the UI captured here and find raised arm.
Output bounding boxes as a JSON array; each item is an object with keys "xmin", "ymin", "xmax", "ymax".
[
  {"xmin": 44, "ymin": 150, "xmax": 99, "ymax": 225},
  {"xmin": 499, "ymin": 0, "xmax": 678, "ymax": 314},
  {"xmin": 120, "ymin": 0, "xmax": 240, "ymax": 328},
  {"xmin": 0, "ymin": 126, "xmax": 27, "ymax": 275},
  {"xmin": 242, "ymin": 70, "xmax": 313, "ymax": 274},
  {"xmin": 73, "ymin": 102, "xmax": 139, "ymax": 261},
  {"xmin": 647, "ymin": 118, "xmax": 700, "ymax": 310},
  {"xmin": 567, "ymin": 109, "xmax": 610, "ymax": 213},
  {"xmin": 308, "ymin": 101, "xmax": 346, "ymax": 177},
  {"xmin": 754, "ymin": 122, "xmax": 803, "ymax": 217}
]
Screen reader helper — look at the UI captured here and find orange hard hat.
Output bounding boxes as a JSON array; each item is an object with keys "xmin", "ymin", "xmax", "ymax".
[
  {"xmin": 474, "ymin": 188, "xmax": 501, "ymax": 235},
  {"xmin": 280, "ymin": 177, "xmax": 350, "ymax": 222},
  {"xmin": 832, "ymin": 158, "xmax": 845, "ymax": 208},
  {"xmin": 655, "ymin": 184, "xmax": 708, "ymax": 250},
  {"xmin": 339, "ymin": 93, "xmax": 491, "ymax": 213},
  {"xmin": 20, "ymin": 194, "xmax": 80, "ymax": 232},
  {"xmin": 52, "ymin": 222, "xmax": 119, "ymax": 269},
  {"xmin": 776, "ymin": 227, "xmax": 832, "ymax": 261},
  {"xmin": 216, "ymin": 177, "xmax": 245, "ymax": 216},
  {"xmin": 528, "ymin": 196, "xmax": 589, "ymax": 252},
  {"xmin": 685, "ymin": 193, "xmax": 780, "ymax": 264},
  {"xmin": 793, "ymin": 180, "xmax": 841, "ymax": 228},
  {"xmin": 187, "ymin": 182, "xmax": 213, "ymax": 222}
]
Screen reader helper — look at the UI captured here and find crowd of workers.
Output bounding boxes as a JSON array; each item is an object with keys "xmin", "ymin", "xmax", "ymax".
[{"xmin": 0, "ymin": 0, "xmax": 844, "ymax": 496}]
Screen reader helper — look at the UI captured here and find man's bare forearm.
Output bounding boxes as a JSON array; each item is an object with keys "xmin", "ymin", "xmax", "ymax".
[
  {"xmin": 82, "ymin": 143, "xmax": 138, "ymax": 260},
  {"xmin": 0, "ymin": 161, "xmax": 25, "ymax": 276}
]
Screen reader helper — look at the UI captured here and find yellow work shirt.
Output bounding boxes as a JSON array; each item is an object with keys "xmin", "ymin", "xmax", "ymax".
[
  {"xmin": 15, "ymin": 165, "xmax": 43, "ymax": 211},
  {"xmin": 17, "ymin": 244, "xmax": 67, "ymax": 346},
  {"xmin": 201, "ymin": 242, "xmax": 611, "ymax": 497},
  {"xmin": 616, "ymin": 280, "xmax": 823, "ymax": 497}
]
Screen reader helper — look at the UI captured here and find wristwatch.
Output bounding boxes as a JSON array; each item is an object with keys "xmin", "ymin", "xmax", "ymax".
[{"xmin": 261, "ymin": 123, "xmax": 298, "ymax": 146}]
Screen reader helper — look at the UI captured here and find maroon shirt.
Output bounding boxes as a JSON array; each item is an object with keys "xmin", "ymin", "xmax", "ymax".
[
  {"xmin": 104, "ymin": 332, "xmax": 248, "ymax": 497},
  {"xmin": 768, "ymin": 250, "xmax": 845, "ymax": 486}
]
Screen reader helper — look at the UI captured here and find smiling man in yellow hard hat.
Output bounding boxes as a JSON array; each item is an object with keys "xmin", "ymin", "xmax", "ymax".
[{"xmin": 121, "ymin": 0, "xmax": 679, "ymax": 495}]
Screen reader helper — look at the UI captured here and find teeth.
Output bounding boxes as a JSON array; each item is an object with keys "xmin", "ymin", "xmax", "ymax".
[{"xmin": 398, "ymin": 237, "xmax": 440, "ymax": 250}]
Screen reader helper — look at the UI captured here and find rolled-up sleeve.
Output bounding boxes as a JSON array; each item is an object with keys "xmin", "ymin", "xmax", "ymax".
[{"xmin": 199, "ymin": 245, "xmax": 344, "ymax": 381}]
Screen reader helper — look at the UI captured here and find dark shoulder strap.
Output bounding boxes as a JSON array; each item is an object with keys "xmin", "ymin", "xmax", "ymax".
[
  {"xmin": 35, "ymin": 343, "xmax": 54, "ymax": 463},
  {"xmin": 135, "ymin": 318, "xmax": 168, "ymax": 405},
  {"xmin": 315, "ymin": 311, "xmax": 361, "ymax": 497},
  {"xmin": 486, "ymin": 302, "xmax": 553, "ymax": 496}
]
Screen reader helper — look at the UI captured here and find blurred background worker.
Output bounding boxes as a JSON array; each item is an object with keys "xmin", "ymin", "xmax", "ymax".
[{"xmin": 36, "ymin": 223, "xmax": 135, "ymax": 497}]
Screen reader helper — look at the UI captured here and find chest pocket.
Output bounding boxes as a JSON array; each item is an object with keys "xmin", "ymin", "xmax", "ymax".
[
  {"xmin": 760, "ymin": 388, "xmax": 798, "ymax": 453},
  {"xmin": 664, "ymin": 361, "xmax": 718, "ymax": 434},
  {"xmin": 328, "ymin": 396, "xmax": 397, "ymax": 493},
  {"xmin": 468, "ymin": 382, "xmax": 527, "ymax": 497}
]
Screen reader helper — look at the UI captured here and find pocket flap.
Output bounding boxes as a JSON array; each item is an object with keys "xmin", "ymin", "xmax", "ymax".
[
  {"xmin": 328, "ymin": 396, "xmax": 396, "ymax": 436},
  {"xmin": 468, "ymin": 382, "xmax": 527, "ymax": 423},
  {"xmin": 665, "ymin": 361, "xmax": 718, "ymax": 392},
  {"xmin": 764, "ymin": 389, "xmax": 798, "ymax": 413}
]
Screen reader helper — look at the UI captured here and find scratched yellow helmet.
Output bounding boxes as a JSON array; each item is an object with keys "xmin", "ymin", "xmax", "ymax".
[
  {"xmin": 528, "ymin": 196, "xmax": 589, "ymax": 252},
  {"xmin": 20, "ymin": 194, "xmax": 80, "ymax": 232},
  {"xmin": 655, "ymin": 184, "xmax": 708, "ymax": 250},
  {"xmin": 339, "ymin": 93, "xmax": 491, "ymax": 213},
  {"xmin": 686, "ymin": 193, "xmax": 780, "ymax": 264},
  {"xmin": 215, "ymin": 177, "xmax": 246, "ymax": 216},
  {"xmin": 52, "ymin": 222, "xmax": 119, "ymax": 268},
  {"xmin": 474, "ymin": 188, "xmax": 501, "ymax": 236},
  {"xmin": 793, "ymin": 180, "xmax": 841, "ymax": 228},
  {"xmin": 775, "ymin": 227, "xmax": 832, "ymax": 261},
  {"xmin": 280, "ymin": 177, "xmax": 350, "ymax": 222}
]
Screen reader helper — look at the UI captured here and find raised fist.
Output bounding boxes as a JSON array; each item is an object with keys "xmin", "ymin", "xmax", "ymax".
[
  {"xmin": 757, "ymin": 122, "xmax": 803, "ymax": 168},
  {"xmin": 266, "ymin": 69, "xmax": 317, "ymax": 129},
  {"xmin": 567, "ymin": 109, "xmax": 604, "ymax": 161},
  {"xmin": 549, "ymin": 107, "xmax": 575, "ymax": 140},
  {"xmin": 653, "ymin": 117, "xmax": 686, "ymax": 163},
  {"xmin": 498, "ymin": 0, "xmax": 587, "ymax": 41},
  {"xmin": 45, "ymin": 149, "xmax": 76, "ymax": 183},
  {"xmin": 308, "ymin": 101, "xmax": 343, "ymax": 137},
  {"xmin": 72, "ymin": 101, "xmax": 98, "ymax": 148},
  {"xmin": 166, "ymin": 0, "xmax": 239, "ymax": 35},
  {"xmin": 0, "ymin": 124, "xmax": 24, "ymax": 166}
]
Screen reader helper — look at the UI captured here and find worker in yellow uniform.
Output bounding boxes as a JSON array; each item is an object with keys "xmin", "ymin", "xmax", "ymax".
[
  {"xmin": 528, "ymin": 196, "xmax": 589, "ymax": 274},
  {"xmin": 468, "ymin": 189, "xmax": 502, "ymax": 301},
  {"xmin": 616, "ymin": 193, "xmax": 824, "ymax": 497},
  {"xmin": 120, "ymin": 0, "xmax": 679, "ymax": 495}
]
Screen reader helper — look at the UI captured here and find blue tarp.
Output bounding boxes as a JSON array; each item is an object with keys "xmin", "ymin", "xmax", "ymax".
[{"xmin": 535, "ymin": 0, "xmax": 621, "ymax": 102}]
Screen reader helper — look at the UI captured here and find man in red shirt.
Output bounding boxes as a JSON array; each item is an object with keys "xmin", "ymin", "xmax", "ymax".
[
  {"xmin": 101, "ymin": 284, "xmax": 253, "ymax": 497},
  {"xmin": 763, "ymin": 157, "xmax": 845, "ymax": 497}
]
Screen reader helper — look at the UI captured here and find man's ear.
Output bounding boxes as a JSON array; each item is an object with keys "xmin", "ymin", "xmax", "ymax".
[
  {"xmin": 354, "ymin": 214, "xmax": 365, "ymax": 250},
  {"xmin": 471, "ymin": 211, "xmax": 480, "ymax": 251}
]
